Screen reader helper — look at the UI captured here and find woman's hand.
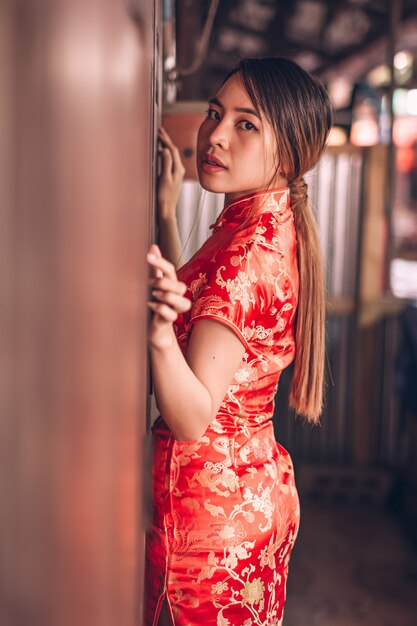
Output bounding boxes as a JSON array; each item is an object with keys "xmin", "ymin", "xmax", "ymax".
[
  {"xmin": 157, "ymin": 127, "xmax": 185, "ymax": 222},
  {"xmin": 147, "ymin": 243, "xmax": 191, "ymax": 349}
]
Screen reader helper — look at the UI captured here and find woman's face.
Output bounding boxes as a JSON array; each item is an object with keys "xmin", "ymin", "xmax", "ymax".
[{"xmin": 196, "ymin": 73, "xmax": 287, "ymax": 204}]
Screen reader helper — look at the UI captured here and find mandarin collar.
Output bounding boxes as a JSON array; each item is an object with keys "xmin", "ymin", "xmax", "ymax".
[{"xmin": 209, "ymin": 187, "xmax": 291, "ymax": 233}]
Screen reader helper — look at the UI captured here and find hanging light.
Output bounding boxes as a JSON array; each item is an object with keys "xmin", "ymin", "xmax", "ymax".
[
  {"xmin": 350, "ymin": 101, "xmax": 379, "ymax": 146},
  {"xmin": 327, "ymin": 126, "xmax": 348, "ymax": 146}
]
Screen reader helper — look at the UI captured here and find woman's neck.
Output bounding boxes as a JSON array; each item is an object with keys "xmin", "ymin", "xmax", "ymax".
[
  {"xmin": 224, "ymin": 184, "xmax": 288, "ymax": 208},
  {"xmin": 224, "ymin": 176, "xmax": 288, "ymax": 207}
]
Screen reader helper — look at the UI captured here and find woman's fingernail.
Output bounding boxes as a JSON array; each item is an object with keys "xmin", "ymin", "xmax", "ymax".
[{"xmin": 147, "ymin": 253, "xmax": 156, "ymax": 261}]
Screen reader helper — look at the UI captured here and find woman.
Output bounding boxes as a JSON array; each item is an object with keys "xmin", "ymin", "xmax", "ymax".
[{"xmin": 146, "ymin": 57, "xmax": 332, "ymax": 626}]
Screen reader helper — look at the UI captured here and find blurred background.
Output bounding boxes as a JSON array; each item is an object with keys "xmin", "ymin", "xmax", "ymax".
[{"xmin": 1, "ymin": 0, "xmax": 417, "ymax": 625}]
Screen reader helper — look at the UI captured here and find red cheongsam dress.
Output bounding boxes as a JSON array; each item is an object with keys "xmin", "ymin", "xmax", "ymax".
[{"xmin": 146, "ymin": 187, "xmax": 300, "ymax": 626}]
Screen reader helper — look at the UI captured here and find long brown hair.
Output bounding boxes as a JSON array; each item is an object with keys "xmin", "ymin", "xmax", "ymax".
[{"xmin": 225, "ymin": 58, "xmax": 333, "ymax": 423}]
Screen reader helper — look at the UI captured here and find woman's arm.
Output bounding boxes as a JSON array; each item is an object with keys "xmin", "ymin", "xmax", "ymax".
[
  {"xmin": 158, "ymin": 215, "xmax": 184, "ymax": 270},
  {"xmin": 147, "ymin": 245, "xmax": 245, "ymax": 442},
  {"xmin": 157, "ymin": 128, "xmax": 185, "ymax": 269}
]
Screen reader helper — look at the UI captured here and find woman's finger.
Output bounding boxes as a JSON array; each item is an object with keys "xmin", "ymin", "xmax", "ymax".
[
  {"xmin": 148, "ymin": 263, "xmax": 163, "ymax": 280},
  {"xmin": 159, "ymin": 147, "xmax": 173, "ymax": 178},
  {"xmin": 147, "ymin": 301, "xmax": 178, "ymax": 322},
  {"xmin": 171, "ymin": 148, "xmax": 185, "ymax": 178},
  {"xmin": 148, "ymin": 243, "xmax": 163, "ymax": 258},
  {"xmin": 158, "ymin": 127, "xmax": 175, "ymax": 147},
  {"xmin": 150, "ymin": 277, "xmax": 187, "ymax": 295},
  {"xmin": 151, "ymin": 290, "xmax": 191, "ymax": 312},
  {"xmin": 147, "ymin": 254, "xmax": 163, "ymax": 279},
  {"xmin": 147, "ymin": 251, "xmax": 177, "ymax": 281},
  {"xmin": 159, "ymin": 133, "xmax": 179, "ymax": 156},
  {"xmin": 159, "ymin": 128, "xmax": 185, "ymax": 177},
  {"xmin": 158, "ymin": 129, "xmax": 177, "ymax": 154}
]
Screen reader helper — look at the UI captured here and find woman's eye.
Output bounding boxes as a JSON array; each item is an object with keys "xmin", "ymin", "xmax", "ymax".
[
  {"xmin": 206, "ymin": 108, "xmax": 220, "ymax": 121},
  {"xmin": 238, "ymin": 120, "xmax": 257, "ymax": 131}
]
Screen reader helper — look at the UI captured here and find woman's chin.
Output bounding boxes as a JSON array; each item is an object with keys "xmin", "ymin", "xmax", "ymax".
[
  {"xmin": 197, "ymin": 176, "xmax": 230, "ymax": 194},
  {"xmin": 199, "ymin": 182, "xmax": 216, "ymax": 193}
]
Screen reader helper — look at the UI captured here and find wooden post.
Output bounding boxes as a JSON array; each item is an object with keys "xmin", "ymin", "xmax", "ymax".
[
  {"xmin": 384, "ymin": 0, "xmax": 402, "ymax": 291},
  {"xmin": 0, "ymin": 1, "xmax": 159, "ymax": 624}
]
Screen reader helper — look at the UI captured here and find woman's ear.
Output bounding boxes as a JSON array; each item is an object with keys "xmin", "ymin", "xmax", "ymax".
[{"xmin": 272, "ymin": 162, "xmax": 288, "ymax": 188}]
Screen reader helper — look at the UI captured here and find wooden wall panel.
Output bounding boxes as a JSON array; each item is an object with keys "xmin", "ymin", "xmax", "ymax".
[{"xmin": 0, "ymin": 1, "xmax": 158, "ymax": 624}]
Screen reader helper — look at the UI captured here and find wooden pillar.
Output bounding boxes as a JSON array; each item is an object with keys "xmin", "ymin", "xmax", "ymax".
[
  {"xmin": 353, "ymin": 146, "xmax": 388, "ymax": 466},
  {"xmin": 384, "ymin": 0, "xmax": 402, "ymax": 291},
  {"xmin": 0, "ymin": 0, "xmax": 159, "ymax": 624}
]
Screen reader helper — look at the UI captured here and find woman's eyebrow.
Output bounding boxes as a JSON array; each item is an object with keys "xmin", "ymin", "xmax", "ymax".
[{"xmin": 208, "ymin": 96, "xmax": 260, "ymax": 120}]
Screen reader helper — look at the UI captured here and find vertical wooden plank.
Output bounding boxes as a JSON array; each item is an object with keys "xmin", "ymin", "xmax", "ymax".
[
  {"xmin": 359, "ymin": 144, "xmax": 389, "ymax": 321},
  {"xmin": 0, "ymin": 0, "xmax": 158, "ymax": 624}
]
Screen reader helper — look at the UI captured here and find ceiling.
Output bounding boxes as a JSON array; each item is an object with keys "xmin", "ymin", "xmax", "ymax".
[{"xmin": 175, "ymin": 0, "xmax": 417, "ymax": 101}]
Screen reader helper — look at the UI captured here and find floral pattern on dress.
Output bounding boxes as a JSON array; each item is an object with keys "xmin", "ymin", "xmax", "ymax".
[{"xmin": 146, "ymin": 188, "xmax": 300, "ymax": 626}]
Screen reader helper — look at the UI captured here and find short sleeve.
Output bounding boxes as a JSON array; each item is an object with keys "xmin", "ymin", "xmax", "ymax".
[{"xmin": 186, "ymin": 242, "xmax": 296, "ymax": 352}]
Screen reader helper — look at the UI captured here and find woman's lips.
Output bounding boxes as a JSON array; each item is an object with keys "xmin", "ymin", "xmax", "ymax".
[{"xmin": 200, "ymin": 153, "xmax": 227, "ymax": 173}]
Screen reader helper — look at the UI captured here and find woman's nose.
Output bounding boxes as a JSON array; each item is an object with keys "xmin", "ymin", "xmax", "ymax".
[{"xmin": 207, "ymin": 120, "xmax": 229, "ymax": 150}]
